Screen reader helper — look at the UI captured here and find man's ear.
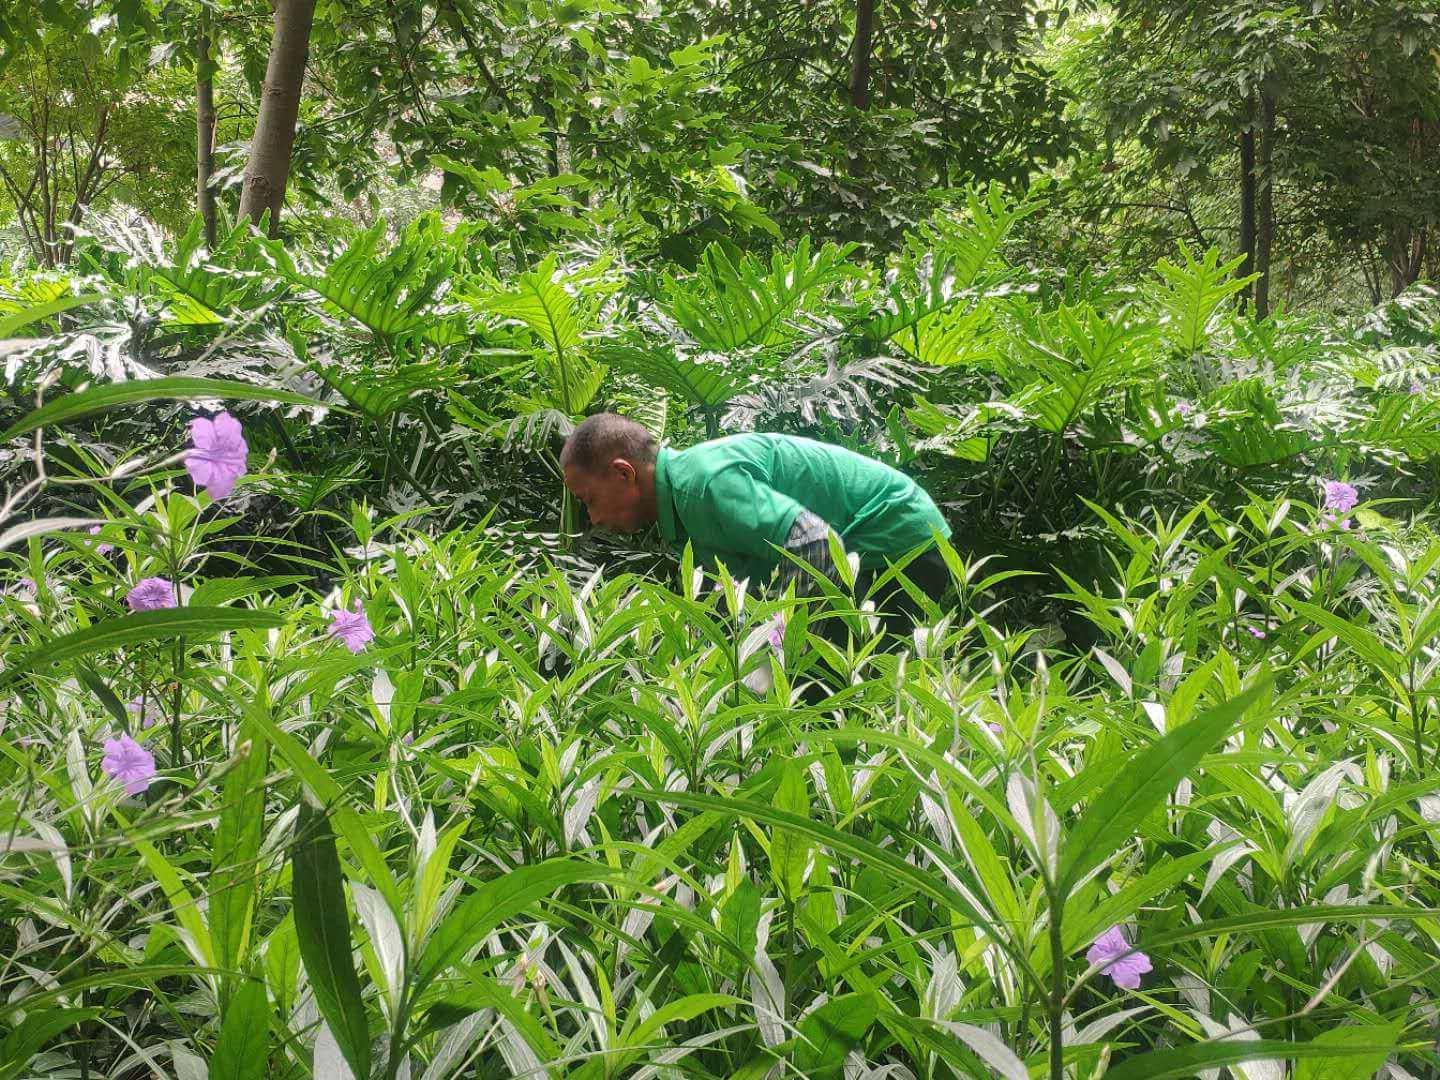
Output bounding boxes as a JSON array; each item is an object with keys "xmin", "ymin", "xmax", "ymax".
[{"xmin": 611, "ymin": 457, "xmax": 637, "ymax": 483}]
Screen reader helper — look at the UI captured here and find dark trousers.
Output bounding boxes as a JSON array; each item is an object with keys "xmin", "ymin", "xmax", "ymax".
[{"xmin": 812, "ymin": 547, "xmax": 953, "ymax": 653}]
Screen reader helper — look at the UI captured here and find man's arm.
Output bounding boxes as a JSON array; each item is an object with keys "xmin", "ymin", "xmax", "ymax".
[
  {"xmin": 776, "ymin": 508, "xmax": 844, "ymax": 592},
  {"xmin": 696, "ymin": 468, "xmax": 845, "ymax": 591}
]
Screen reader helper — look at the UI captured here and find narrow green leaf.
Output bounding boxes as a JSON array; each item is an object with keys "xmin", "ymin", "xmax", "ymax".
[
  {"xmin": 209, "ymin": 979, "xmax": 270, "ymax": 1080},
  {"xmin": 210, "ymin": 715, "xmax": 270, "ymax": 992},
  {"xmin": 633, "ymin": 788, "xmax": 1032, "ymax": 977},
  {"xmin": 415, "ymin": 859, "xmax": 616, "ymax": 994},
  {"xmin": 240, "ymin": 705, "xmax": 403, "ymax": 914},
  {"xmin": 1104, "ymin": 1037, "xmax": 1404, "ymax": 1080},
  {"xmin": 74, "ymin": 664, "xmax": 130, "ymax": 730},
  {"xmin": 0, "ymin": 376, "xmax": 328, "ymax": 443},
  {"xmin": 291, "ymin": 800, "xmax": 371, "ymax": 1080},
  {"xmin": 0, "ymin": 608, "xmax": 284, "ymax": 690},
  {"xmin": 0, "ymin": 1008, "xmax": 101, "ymax": 1080},
  {"xmin": 1057, "ymin": 680, "xmax": 1268, "ymax": 896},
  {"xmin": 771, "ymin": 762, "xmax": 810, "ymax": 900},
  {"xmin": 0, "ymin": 292, "xmax": 102, "ymax": 337}
]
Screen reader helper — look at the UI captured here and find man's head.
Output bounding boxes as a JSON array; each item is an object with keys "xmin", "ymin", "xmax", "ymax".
[{"xmin": 560, "ymin": 413, "xmax": 659, "ymax": 533}]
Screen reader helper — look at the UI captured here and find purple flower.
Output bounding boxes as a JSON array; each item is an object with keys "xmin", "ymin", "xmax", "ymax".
[
  {"xmin": 101, "ymin": 733, "xmax": 156, "ymax": 795},
  {"xmin": 1320, "ymin": 511, "xmax": 1352, "ymax": 531},
  {"xmin": 767, "ymin": 618, "xmax": 786, "ymax": 652},
  {"xmin": 987, "ymin": 722, "xmax": 1003, "ymax": 735},
  {"xmin": 127, "ymin": 695, "xmax": 163, "ymax": 730},
  {"xmin": 328, "ymin": 599, "xmax": 374, "ymax": 653},
  {"xmin": 1409, "ymin": 381, "xmax": 1424, "ymax": 394},
  {"xmin": 1086, "ymin": 926, "xmax": 1152, "ymax": 990},
  {"xmin": 88, "ymin": 525, "xmax": 114, "ymax": 556},
  {"xmin": 185, "ymin": 411, "xmax": 248, "ymax": 500},
  {"xmin": 1323, "ymin": 481, "xmax": 1358, "ymax": 513},
  {"xmin": 1175, "ymin": 400, "xmax": 1194, "ymax": 417},
  {"xmin": 1247, "ymin": 626, "xmax": 1267, "ymax": 639},
  {"xmin": 127, "ymin": 577, "xmax": 177, "ymax": 612},
  {"xmin": 12, "ymin": 576, "xmax": 36, "ymax": 598}
]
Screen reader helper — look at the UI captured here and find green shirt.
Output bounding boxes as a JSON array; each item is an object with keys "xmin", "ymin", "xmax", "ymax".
[{"xmin": 654, "ymin": 433, "xmax": 951, "ymax": 583}]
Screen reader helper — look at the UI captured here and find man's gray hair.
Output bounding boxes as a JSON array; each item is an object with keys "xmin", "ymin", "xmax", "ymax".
[{"xmin": 561, "ymin": 413, "xmax": 658, "ymax": 473}]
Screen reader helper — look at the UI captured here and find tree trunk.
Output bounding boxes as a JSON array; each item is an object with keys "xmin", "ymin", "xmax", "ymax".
[
  {"xmin": 196, "ymin": 6, "xmax": 218, "ymax": 247},
  {"xmin": 1238, "ymin": 100, "xmax": 1256, "ymax": 310},
  {"xmin": 848, "ymin": 0, "xmax": 875, "ymax": 110},
  {"xmin": 1254, "ymin": 86, "xmax": 1276, "ymax": 319},
  {"xmin": 238, "ymin": 0, "xmax": 317, "ymax": 237},
  {"xmin": 1387, "ymin": 224, "xmax": 1427, "ymax": 297}
]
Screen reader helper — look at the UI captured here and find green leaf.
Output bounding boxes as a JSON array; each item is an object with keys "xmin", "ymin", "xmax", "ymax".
[
  {"xmin": 268, "ymin": 216, "xmax": 454, "ymax": 336},
  {"xmin": 663, "ymin": 237, "xmax": 856, "ymax": 350},
  {"xmin": 415, "ymin": 859, "xmax": 616, "ymax": 994},
  {"xmin": 633, "ymin": 788, "xmax": 1027, "ymax": 974},
  {"xmin": 721, "ymin": 879, "xmax": 761, "ymax": 970},
  {"xmin": 0, "ymin": 1008, "xmax": 101, "ymax": 1080},
  {"xmin": 0, "ymin": 516, "xmax": 101, "ymax": 552},
  {"xmin": 0, "ymin": 608, "xmax": 285, "ymax": 690},
  {"xmin": 1152, "ymin": 243, "xmax": 1253, "ymax": 355},
  {"xmin": 73, "ymin": 664, "xmax": 131, "ymax": 730},
  {"xmin": 771, "ymin": 761, "xmax": 811, "ymax": 899},
  {"xmin": 241, "ymin": 706, "xmax": 404, "ymax": 918},
  {"xmin": 291, "ymin": 800, "xmax": 371, "ymax": 1080},
  {"xmin": 210, "ymin": 979, "xmax": 270, "ymax": 1080},
  {"xmin": 0, "ymin": 377, "xmax": 327, "ymax": 443},
  {"xmin": 210, "ymin": 713, "xmax": 269, "ymax": 991},
  {"xmin": 0, "ymin": 292, "xmax": 102, "ymax": 337},
  {"xmin": 601, "ymin": 344, "xmax": 748, "ymax": 407},
  {"xmin": 794, "ymin": 992, "xmax": 877, "ymax": 1078},
  {"xmin": 1293, "ymin": 1022, "xmax": 1402, "ymax": 1080},
  {"xmin": 1057, "ymin": 680, "xmax": 1268, "ymax": 896},
  {"xmin": 1103, "ymin": 1037, "xmax": 1404, "ymax": 1080}
]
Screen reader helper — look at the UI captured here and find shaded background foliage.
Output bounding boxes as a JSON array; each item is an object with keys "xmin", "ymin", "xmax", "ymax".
[{"xmin": 3, "ymin": 2, "xmax": 1440, "ymax": 1078}]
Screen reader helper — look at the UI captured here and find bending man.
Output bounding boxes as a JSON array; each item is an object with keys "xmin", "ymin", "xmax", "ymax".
[{"xmin": 560, "ymin": 413, "xmax": 953, "ymax": 636}]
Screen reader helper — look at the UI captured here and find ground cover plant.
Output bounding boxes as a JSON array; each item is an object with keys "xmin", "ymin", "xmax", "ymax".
[{"xmin": 2, "ymin": 211, "xmax": 1440, "ymax": 1075}]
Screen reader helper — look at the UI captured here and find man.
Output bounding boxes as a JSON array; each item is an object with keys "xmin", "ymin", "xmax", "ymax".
[{"xmin": 560, "ymin": 413, "xmax": 953, "ymax": 637}]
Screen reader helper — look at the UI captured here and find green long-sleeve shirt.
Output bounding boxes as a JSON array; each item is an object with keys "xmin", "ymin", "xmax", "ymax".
[{"xmin": 654, "ymin": 433, "xmax": 951, "ymax": 583}]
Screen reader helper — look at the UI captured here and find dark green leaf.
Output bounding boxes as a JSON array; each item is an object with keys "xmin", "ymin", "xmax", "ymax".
[
  {"xmin": 291, "ymin": 800, "xmax": 371, "ymax": 1080},
  {"xmin": 0, "ymin": 377, "xmax": 328, "ymax": 443},
  {"xmin": 1058, "ymin": 680, "xmax": 1268, "ymax": 895},
  {"xmin": 210, "ymin": 979, "xmax": 270, "ymax": 1080}
]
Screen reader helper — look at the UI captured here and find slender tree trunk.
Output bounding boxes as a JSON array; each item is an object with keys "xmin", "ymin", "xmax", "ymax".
[
  {"xmin": 238, "ymin": 0, "xmax": 317, "ymax": 237},
  {"xmin": 1387, "ymin": 224, "xmax": 1427, "ymax": 297},
  {"xmin": 848, "ymin": 0, "xmax": 876, "ymax": 110},
  {"xmin": 196, "ymin": 5, "xmax": 218, "ymax": 247},
  {"xmin": 1254, "ymin": 86, "xmax": 1276, "ymax": 319},
  {"xmin": 1238, "ymin": 100, "xmax": 1256, "ymax": 310}
]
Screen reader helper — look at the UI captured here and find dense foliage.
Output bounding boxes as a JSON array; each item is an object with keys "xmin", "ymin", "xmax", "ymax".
[{"xmin": 2, "ymin": 0, "xmax": 1440, "ymax": 1077}]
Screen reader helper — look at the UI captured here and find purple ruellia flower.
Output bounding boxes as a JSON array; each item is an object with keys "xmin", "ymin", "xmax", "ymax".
[
  {"xmin": 12, "ymin": 576, "xmax": 36, "ymax": 598},
  {"xmin": 767, "ymin": 618, "xmax": 786, "ymax": 652},
  {"xmin": 185, "ymin": 411, "xmax": 248, "ymax": 500},
  {"xmin": 127, "ymin": 577, "xmax": 177, "ymax": 612},
  {"xmin": 1409, "ymin": 381, "xmax": 1424, "ymax": 394},
  {"xmin": 88, "ymin": 525, "xmax": 114, "ymax": 556},
  {"xmin": 1321, "ymin": 512, "xmax": 1352, "ymax": 531},
  {"xmin": 127, "ymin": 696, "xmax": 163, "ymax": 730},
  {"xmin": 1323, "ymin": 480, "xmax": 1358, "ymax": 513},
  {"xmin": 1175, "ymin": 400, "xmax": 1194, "ymax": 417},
  {"xmin": 1086, "ymin": 926, "xmax": 1153, "ymax": 990},
  {"xmin": 328, "ymin": 599, "xmax": 374, "ymax": 653},
  {"xmin": 101, "ymin": 733, "xmax": 156, "ymax": 795},
  {"xmin": 1247, "ymin": 626, "xmax": 1267, "ymax": 639}
]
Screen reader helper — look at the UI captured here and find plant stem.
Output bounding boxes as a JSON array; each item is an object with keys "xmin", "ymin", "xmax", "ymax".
[{"xmin": 1047, "ymin": 888, "xmax": 1065, "ymax": 1080}]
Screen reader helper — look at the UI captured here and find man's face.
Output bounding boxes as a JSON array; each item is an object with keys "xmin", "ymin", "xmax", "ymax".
[{"xmin": 563, "ymin": 459, "xmax": 650, "ymax": 533}]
